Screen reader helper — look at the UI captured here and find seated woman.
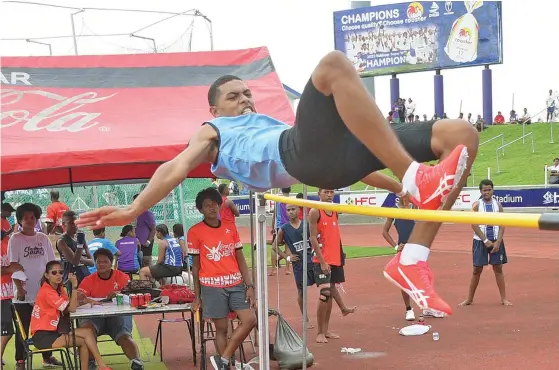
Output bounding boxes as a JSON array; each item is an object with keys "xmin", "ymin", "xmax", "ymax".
[
  {"xmin": 30, "ymin": 261, "xmax": 111, "ymax": 370},
  {"xmin": 173, "ymin": 223, "xmax": 192, "ymax": 285},
  {"xmin": 139, "ymin": 224, "xmax": 183, "ymax": 282},
  {"xmin": 116, "ymin": 225, "xmax": 141, "ymax": 274}
]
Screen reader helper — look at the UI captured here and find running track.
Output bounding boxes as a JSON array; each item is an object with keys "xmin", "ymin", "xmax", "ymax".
[{"xmin": 134, "ymin": 224, "xmax": 559, "ymax": 369}]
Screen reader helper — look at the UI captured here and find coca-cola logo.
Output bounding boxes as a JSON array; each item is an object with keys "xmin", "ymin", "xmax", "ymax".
[{"xmin": 0, "ymin": 89, "xmax": 117, "ymax": 132}]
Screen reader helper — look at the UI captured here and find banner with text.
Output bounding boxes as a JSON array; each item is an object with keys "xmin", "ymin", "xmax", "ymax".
[
  {"xmin": 340, "ymin": 188, "xmax": 559, "ymax": 210},
  {"xmin": 232, "ymin": 188, "xmax": 559, "ymax": 215},
  {"xmin": 333, "ymin": 1, "xmax": 503, "ymax": 76}
]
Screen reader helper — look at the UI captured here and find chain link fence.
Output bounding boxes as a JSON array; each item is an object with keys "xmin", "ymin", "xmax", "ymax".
[{"xmin": 3, "ymin": 179, "xmax": 214, "ymax": 257}]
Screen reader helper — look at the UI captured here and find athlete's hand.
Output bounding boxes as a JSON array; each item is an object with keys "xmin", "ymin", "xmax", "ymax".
[
  {"xmin": 320, "ymin": 262, "xmax": 330, "ymax": 274},
  {"xmin": 76, "ymin": 206, "xmax": 136, "ymax": 229},
  {"xmin": 491, "ymin": 240, "xmax": 501, "ymax": 254},
  {"xmin": 288, "ymin": 254, "xmax": 300, "ymax": 262},
  {"xmin": 396, "ymin": 243, "xmax": 405, "ymax": 252},
  {"xmin": 245, "ymin": 286, "xmax": 256, "ymax": 309},
  {"xmin": 192, "ymin": 298, "xmax": 202, "ymax": 313},
  {"xmin": 400, "ymin": 192, "xmax": 412, "ymax": 207},
  {"xmin": 484, "ymin": 240, "xmax": 494, "ymax": 248}
]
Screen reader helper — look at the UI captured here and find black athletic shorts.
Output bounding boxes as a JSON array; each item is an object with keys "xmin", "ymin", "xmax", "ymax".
[
  {"xmin": 32, "ymin": 330, "xmax": 62, "ymax": 349},
  {"xmin": 1, "ymin": 300, "xmax": 14, "ymax": 337},
  {"xmin": 279, "ymin": 78, "xmax": 438, "ymax": 190},
  {"xmin": 313, "ymin": 263, "xmax": 345, "ymax": 286}
]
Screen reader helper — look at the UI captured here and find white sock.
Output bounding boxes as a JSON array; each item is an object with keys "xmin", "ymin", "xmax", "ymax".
[
  {"xmin": 400, "ymin": 243, "xmax": 430, "ymax": 265},
  {"xmin": 402, "ymin": 161, "xmax": 420, "ymax": 198}
]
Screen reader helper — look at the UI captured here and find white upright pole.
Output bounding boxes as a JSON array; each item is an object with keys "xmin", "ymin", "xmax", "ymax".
[
  {"xmin": 301, "ymin": 185, "xmax": 309, "ymax": 369},
  {"xmin": 255, "ymin": 193, "xmax": 270, "ymax": 370},
  {"xmin": 487, "ymin": 167, "xmax": 491, "ymax": 180},
  {"xmin": 545, "ymin": 166, "xmax": 549, "ymax": 186}
]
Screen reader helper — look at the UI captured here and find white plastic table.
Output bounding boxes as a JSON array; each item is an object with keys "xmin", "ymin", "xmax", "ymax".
[{"xmin": 69, "ymin": 302, "xmax": 193, "ymax": 369}]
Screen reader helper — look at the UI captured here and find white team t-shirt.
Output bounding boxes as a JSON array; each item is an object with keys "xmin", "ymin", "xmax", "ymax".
[{"xmin": 8, "ymin": 232, "xmax": 56, "ymax": 304}]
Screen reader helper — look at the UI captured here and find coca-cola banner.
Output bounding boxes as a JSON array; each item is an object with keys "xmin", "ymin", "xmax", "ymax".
[{"xmin": 0, "ymin": 47, "xmax": 295, "ymax": 191}]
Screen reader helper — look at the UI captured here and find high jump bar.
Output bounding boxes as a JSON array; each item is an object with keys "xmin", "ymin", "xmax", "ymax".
[{"xmin": 262, "ymin": 193, "xmax": 559, "ymax": 231}]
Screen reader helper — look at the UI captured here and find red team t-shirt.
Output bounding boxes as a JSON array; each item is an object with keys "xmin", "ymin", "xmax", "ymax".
[
  {"xmin": 219, "ymin": 196, "xmax": 236, "ymax": 224},
  {"xmin": 187, "ymin": 221, "xmax": 244, "ymax": 288},
  {"xmin": 1, "ymin": 218, "xmax": 13, "ymax": 300},
  {"xmin": 30, "ymin": 283, "xmax": 69, "ymax": 335},
  {"xmin": 78, "ymin": 270, "xmax": 130, "ymax": 298},
  {"xmin": 312, "ymin": 210, "xmax": 342, "ymax": 266},
  {"xmin": 45, "ymin": 202, "xmax": 70, "ymax": 233}
]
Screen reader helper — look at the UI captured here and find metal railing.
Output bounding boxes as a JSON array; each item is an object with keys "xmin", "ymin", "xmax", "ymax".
[
  {"xmin": 479, "ymin": 133, "xmax": 505, "ymax": 155},
  {"xmin": 496, "ymin": 132, "xmax": 535, "ymax": 173}
]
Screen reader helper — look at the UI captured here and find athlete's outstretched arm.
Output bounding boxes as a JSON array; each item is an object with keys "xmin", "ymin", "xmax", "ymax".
[{"xmin": 77, "ymin": 125, "xmax": 216, "ymax": 228}]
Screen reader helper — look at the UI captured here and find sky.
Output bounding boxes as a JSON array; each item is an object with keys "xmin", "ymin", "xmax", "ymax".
[{"xmin": 1, "ymin": 0, "xmax": 557, "ymax": 120}]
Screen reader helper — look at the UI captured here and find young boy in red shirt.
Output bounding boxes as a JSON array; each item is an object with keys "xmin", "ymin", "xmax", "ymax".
[{"xmin": 188, "ymin": 188, "xmax": 256, "ymax": 370}]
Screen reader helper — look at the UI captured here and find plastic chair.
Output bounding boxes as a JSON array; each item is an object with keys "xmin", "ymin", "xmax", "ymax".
[{"xmin": 14, "ymin": 310, "xmax": 73, "ymax": 370}]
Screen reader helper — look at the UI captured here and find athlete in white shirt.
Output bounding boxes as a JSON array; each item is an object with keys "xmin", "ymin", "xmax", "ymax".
[
  {"xmin": 546, "ymin": 89, "xmax": 556, "ymax": 123},
  {"xmin": 8, "ymin": 203, "xmax": 59, "ymax": 366}
]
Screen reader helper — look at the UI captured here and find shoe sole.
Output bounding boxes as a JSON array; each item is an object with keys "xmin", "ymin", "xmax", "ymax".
[{"xmin": 441, "ymin": 146, "xmax": 469, "ymax": 207}]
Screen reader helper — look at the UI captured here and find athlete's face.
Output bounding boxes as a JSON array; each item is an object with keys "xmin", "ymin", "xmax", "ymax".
[
  {"xmin": 286, "ymin": 205, "xmax": 299, "ymax": 220},
  {"xmin": 480, "ymin": 184, "xmax": 494, "ymax": 200},
  {"xmin": 319, "ymin": 189, "xmax": 335, "ymax": 203},
  {"xmin": 201, "ymin": 198, "xmax": 220, "ymax": 220},
  {"xmin": 210, "ymin": 80, "xmax": 255, "ymax": 118},
  {"xmin": 20, "ymin": 211, "xmax": 37, "ymax": 231}
]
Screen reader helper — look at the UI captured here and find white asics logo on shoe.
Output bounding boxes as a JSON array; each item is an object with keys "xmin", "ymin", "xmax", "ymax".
[
  {"xmin": 422, "ymin": 173, "xmax": 455, "ymax": 205},
  {"xmin": 398, "ymin": 266, "xmax": 430, "ymax": 309}
]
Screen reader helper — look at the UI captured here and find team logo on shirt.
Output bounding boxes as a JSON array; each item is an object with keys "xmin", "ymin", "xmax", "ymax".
[
  {"xmin": 204, "ymin": 241, "xmax": 237, "ymax": 262},
  {"xmin": 23, "ymin": 245, "xmax": 45, "ymax": 258}
]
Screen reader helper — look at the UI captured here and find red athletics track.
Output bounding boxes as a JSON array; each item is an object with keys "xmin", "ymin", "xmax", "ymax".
[{"xmin": 134, "ymin": 224, "xmax": 559, "ymax": 369}]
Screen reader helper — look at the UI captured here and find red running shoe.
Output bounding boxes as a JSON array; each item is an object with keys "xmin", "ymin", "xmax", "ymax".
[
  {"xmin": 383, "ymin": 256, "xmax": 452, "ymax": 315},
  {"xmin": 409, "ymin": 145, "xmax": 469, "ymax": 210}
]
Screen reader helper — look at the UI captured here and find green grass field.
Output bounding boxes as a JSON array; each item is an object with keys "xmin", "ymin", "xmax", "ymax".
[
  {"xmin": 240, "ymin": 244, "xmax": 395, "ymax": 267},
  {"xmin": 286, "ymin": 123, "xmax": 557, "ymax": 193}
]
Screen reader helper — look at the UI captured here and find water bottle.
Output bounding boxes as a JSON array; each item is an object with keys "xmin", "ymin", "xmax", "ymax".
[{"xmin": 432, "ymin": 332, "xmax": 439, "ymax": 341}]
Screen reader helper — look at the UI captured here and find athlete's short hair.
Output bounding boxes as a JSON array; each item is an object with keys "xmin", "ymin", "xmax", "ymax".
[
  {"xmin": 195, "ymin": 187, "xmax": 223, "ymax": 211},
  {"xmin": 208, "ymin": 75, "xmax": 242, "ymax": 106},
  {"xmin": 479, "ymin": 179, "xmax": 494, "ymax": 190}
]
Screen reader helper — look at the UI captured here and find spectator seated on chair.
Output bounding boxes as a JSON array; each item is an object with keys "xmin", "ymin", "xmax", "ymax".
[
  {"xmin": 494, "ymin": 111, "xmax": 505, "ymax": 125},
  {"xmin": 87, "ymin": 227, "xmax": 120, "ymax": 274},
  {"xmin": 139, "ymin": 224, "xmax": 183, "ymax": 282},
  {"xmin": 77, "ymin": 248, "xmax": 144, "ymax": 370},
  {"xmin": 520, "ymin": 108, "xmax": 531, "ymax": 124},
  {"xmin": 173, "ymin": 223, "xmax": 193, "ymax": 283},
  {"xmin": 30, "ymin": 261, "xmax": 111, "ymax": 370},
  {"xmin": 548, "ymin": 158, "xmax": 559, "ymax": 185},
  {"xmin": 116, "ymin": 225, "xmax": 141, "ymax": 276}
]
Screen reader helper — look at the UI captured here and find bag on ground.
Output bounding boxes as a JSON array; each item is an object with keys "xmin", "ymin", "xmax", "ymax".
[{"xmin": 273, "ymin": 313, "xmax": 314, "ymax": 369}]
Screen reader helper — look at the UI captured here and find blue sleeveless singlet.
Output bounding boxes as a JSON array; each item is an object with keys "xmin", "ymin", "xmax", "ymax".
[{"xmin": 206, "ymin": 114, "xmax": 297, "ymax": 192}]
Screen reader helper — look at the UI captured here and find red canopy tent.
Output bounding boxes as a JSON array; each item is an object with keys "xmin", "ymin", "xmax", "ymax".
[{"xmin": 0, "ymin": 47, "xmax": 295, "ymax": 191}]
